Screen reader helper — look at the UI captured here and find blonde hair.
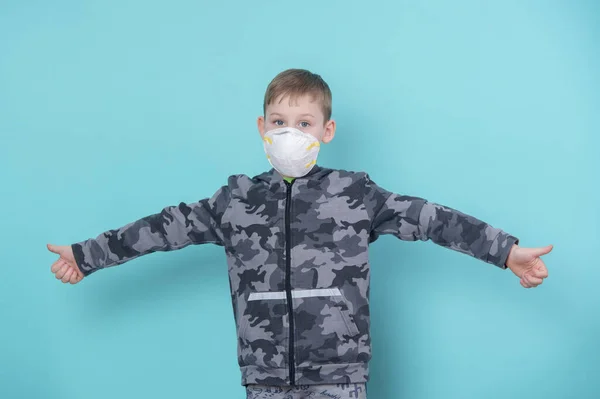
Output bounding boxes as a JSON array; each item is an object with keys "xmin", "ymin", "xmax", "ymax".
[{"xmin": 263, "ymin": 69, "xmax": 332, "ymax": 121}]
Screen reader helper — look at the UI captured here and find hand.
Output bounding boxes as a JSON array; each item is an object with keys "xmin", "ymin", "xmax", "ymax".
[
  {"xmin": 47, "ymin": 244, "xmax": 84, "ymax": 284},
  {"xmin": 506, "ymin": 244, "xmax": 553, "ymax": 288}
]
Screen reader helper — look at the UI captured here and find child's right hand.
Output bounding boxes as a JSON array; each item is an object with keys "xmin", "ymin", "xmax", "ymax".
[{"xmin": 47, "ymin": 244, "xmax": 84, "ymax": 284}]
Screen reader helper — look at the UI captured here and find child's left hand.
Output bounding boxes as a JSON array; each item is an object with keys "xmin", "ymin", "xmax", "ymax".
[{"xmin": 506, "ymin": 244, "xmax": 553, "ymax": 288}]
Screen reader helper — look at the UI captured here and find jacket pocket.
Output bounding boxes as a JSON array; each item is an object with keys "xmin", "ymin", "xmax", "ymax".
[
  {"xmin": 237, "ymin": 295, "xmax": 288, "ymax": 369},
  {"xmin": 293, "ymin": 288, "xmax": 361, "ymax": 367}
]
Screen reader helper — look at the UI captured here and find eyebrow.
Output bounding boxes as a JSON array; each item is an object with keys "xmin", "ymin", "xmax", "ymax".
[{"xmin": 269, "ymin": 113, "xmax": 315, "ymax": 118}]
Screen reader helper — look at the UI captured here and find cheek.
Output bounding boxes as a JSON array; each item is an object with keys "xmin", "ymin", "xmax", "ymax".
[{"xmin": 304, "ymin": 127, "xmax": 324, "ymax": 141}]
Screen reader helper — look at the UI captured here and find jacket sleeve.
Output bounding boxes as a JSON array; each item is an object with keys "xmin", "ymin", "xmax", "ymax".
[
  {"xmin": 71, "ymin": 185, "xmax": 232, "ymax": 276},
  {"xmin": 364, "ymin": 174, "xmax": 519, "ymax": 269}
]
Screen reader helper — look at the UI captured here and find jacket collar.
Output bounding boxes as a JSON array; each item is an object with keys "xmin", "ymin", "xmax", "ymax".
[{"xmin": 255, "ymin": 165, "xmax": 331, "ymax": 186}]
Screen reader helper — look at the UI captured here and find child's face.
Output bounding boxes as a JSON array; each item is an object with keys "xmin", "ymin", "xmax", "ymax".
[{"xmin": 257, "ymin": 94, "xmax": 336, "ymax": 144}]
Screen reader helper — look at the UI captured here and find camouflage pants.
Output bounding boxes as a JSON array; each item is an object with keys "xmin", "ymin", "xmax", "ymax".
[{"xmin": 245, "ymin": 383, "xmax": 367, "ymax": 399}]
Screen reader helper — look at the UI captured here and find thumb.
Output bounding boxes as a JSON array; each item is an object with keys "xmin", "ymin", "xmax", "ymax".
[
  {"xmin": 47, "ymin": 243, "xmax": 63, "ymax": 255},
  {"xmin": 528, "ymin": 244, "xmax": 554, "ymax": 258}
]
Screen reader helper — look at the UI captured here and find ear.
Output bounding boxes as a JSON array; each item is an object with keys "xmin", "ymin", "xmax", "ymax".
[
  {"xmin": 322, "ymin": 119, "xmax": 336, "ymax": 144},
  {"xmin": 257, "ymin": 116, "xmax": 265, "ymax": 137}
]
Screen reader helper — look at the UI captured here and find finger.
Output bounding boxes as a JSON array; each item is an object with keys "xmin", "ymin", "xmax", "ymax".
[
  {"xmin": 47, "ymin": 244, "xmax": 62, "ymax": 255},
  {"xmin": 523, "ymin": 273, "xmax": 543, "ymax": 286},
  {"xmin": 529, "ymin": 245, "xmax": 554, "ymax": 258},
  {"xmin": 62, "ymin": 268, "xmax": 74, "ymax": 283},
  {"xmin": 55, "ymin": 263, "xmax": 69, "ymax": 279},
  {"xmin": 520, "ymin": 274, "xmax": 533, "ymax": 287},
  {"xmin": 71, "ymin": 267, "xmax": 83, "ymax": 283},
  {"xmin": 520, "ymin": 279, "xmax": 531, "ymax": 288},
  {"xmin": 72, "ymin": 268, "xmax": 83, "ymax": 281},
  {"xmin": 69, "ymin": 269, "xmax": 79, "ymax": 284},
  {"xmin": 51, "ymin": 259, "xmax": 64, "ymax": 273},
  {"xmin": 523, "ymin": 273, "xmax": 543, "ymax": 287},
  {"xmin": 532, "ymin": 264, "xmax": 548, "ymax": 279},
  {"xmin": 528, "ymin": 277, "xmax": 543, "ymax": 286},
  {"xmin": 521, "ymin": 273, "xmax": 533, "ymax": 286},
  {"xmin": 69, "ymin": 271, "xmax": 79, "ymax": 284}
]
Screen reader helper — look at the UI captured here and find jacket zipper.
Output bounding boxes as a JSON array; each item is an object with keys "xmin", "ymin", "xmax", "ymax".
[{"xmin": 284, "ymin": 179, "xmax": 296, "ymax": 385}]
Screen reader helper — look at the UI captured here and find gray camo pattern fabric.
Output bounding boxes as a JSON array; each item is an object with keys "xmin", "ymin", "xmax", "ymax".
[
  {"xmin": 246, "ymin": 383, "xmax": 367, "ymax": 399},
  {"xmin": 71, "ymin": 165, "xmax": 518, "ymax": 386}
]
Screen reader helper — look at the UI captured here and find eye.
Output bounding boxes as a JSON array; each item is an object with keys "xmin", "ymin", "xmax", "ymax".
[
  {"xmin": 274, "ymin": 120, "xmax": 284, "ymax": 126},
  {"xmin": 299, "ymin": 121, "xmax": 310, "ymax": 128}
]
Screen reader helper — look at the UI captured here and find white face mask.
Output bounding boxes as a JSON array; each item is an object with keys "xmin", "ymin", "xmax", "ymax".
[{"xmin": 262, "ymin": 127, "xmax": 320, "ymax": 178}]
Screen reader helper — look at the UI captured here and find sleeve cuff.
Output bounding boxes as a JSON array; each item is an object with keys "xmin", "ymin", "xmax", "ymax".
[
  {"xmin": 71, "ymin": 242, "xmax": 101, "ymax": 277},
  {"xmin": 488, "ymin": 233, "xmax": 519, "ymax": 269}
]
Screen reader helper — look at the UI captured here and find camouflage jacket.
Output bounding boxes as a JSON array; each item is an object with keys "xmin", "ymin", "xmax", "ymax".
[{"xmin": 72, "ymin": 165, "xmax": 518, "ymax": 386}]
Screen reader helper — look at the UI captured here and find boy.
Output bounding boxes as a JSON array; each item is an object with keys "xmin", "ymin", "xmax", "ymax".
[{"xmin": 47, "ymin": 69, "xmax": 552, "ymax": 399}]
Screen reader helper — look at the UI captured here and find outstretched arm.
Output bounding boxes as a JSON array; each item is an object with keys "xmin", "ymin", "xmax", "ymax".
[
  {"xmin": 365, "ymin": 175, "xmax": 551, "ymax": 287},
  {"xmin": 47, "ymin": 185, "xmax": 231, "ymax": 282}
]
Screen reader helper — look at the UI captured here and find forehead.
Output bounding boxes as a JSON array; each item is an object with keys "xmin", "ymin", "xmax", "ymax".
[{"xmin": 266, "ymin": 94, "xmax": 324, "ymax": 117}]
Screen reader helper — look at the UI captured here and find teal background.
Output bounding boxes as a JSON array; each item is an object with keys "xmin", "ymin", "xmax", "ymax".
[{"xmin": 1, "ymin": 0, "xmax": 598, "ymax": 398}]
